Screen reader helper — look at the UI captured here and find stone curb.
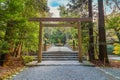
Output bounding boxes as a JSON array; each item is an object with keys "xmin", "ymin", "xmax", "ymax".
[{"xmin": 96, "ymin": 67, "xmax": 120, "ymax": 80}]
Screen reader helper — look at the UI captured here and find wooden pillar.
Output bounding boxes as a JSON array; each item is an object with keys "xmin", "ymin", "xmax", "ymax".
[
  {"xmin": 98, "ymin": 0, "xmax": 109, "ymax": 63},
  {"xmin": 44, "ymin": 39, "xmax": 47, "ymax": 51},
  {"xmin": 78, "ymin": 21, "xmax": 82, "ymax": 62},
  {"xmin": 88, "ymin": 0, "xmax": 95, "ymax": 61},
  {"xmin": 73, "ymin": 40, "xmax": 75, "ymax": 51},
  {"xmin": 38, "ymin": 21, "xmax": 43, "ymax": 62}
]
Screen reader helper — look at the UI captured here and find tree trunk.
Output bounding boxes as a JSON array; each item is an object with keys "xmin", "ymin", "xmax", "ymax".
[
  {"xmin": 88, "ymin": 0, "xmax": 95, "ymax": 61},
  {"xmin": 0, "ymin": 54, "xmax": 6, "ymax": 66},
  {"xmin": 98, "ymin": 0, "xmax": 109, "ymax": 63},
  {"xmin": 114, "ymin": 28, "xmax": 120, "ymax": 42},
  {"xmin": 94, "ymin": 31, "xmax": 99, "ymax": 59},
  {"xmin": 0, "ymin": 54, "xmax": 11, "ymax": 66},
  {"xmin": 0, "ymin": 20, "xmax": 14, "ymax": 66},
  {"xmin": 17, "ymin": 42, "xmax": 23, "ymax": 57},
  {"xmin": 13, "ymin": 42, "xmax": 23, "ymax": 57}
]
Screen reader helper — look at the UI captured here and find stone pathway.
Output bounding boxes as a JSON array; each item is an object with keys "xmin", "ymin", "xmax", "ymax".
[
  {"xmin": 108, "ymin": 55, "xmax": 120, "ymax": 60},
  {"xmin": 99, "ymin": 67, "xmax": 120, "ymax": 80},
  {"xmin": 26, "ymin": 61, "xmax": 94, "ymax": 66},
  {"xmin": 11, "ymin": 47, "xmax": 120, "ymax": 80},
  {"xmin": 11, "ymin": 65, "xmax": 119, "ymax": 80},
  {"xmin": 47, "ymin": 46, "xmax": 72, "ymax": 51}
]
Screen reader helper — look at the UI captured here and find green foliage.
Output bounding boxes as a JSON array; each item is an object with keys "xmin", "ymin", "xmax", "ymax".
[
  {"xmin": 67, "ymin": 39, "xmax": 73, "ymax": 46},
  {"xmin": 0, "ymin": 41, "xmax": 9, "ymax": 54},
  {"xmin": 67, "ymin": 0, "xmax": 88, "ymax": 17},
  {"xmin": 106, "ymin": 12, "xmax": 120, "ymax": 42},
  {"xmin": 58, "ymin": 2, "xmax": 90, "ymax": 54},
  {"xmin": 106, "ymin": 12, "xmax": 120, "ymax": 29},
  {"xmin": 50, "ymin": 28, "xmax": 66, "ymax": 44},
  {"xmin": 0, "ymin": 0, "xmax": 48, "ymax": 55},
  {"xmin": 22, "ymin": 56, "xmax": 34, "ymax": 63},
  {"xmin": 44, "ymin": 27, "xmax": 66, "ymax": 44},
  {"xmin": 113, "ymin": 43, "xmax": 120, "ymax": 56}
]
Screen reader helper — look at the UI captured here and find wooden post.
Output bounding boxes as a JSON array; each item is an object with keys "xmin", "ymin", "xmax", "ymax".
[
  {"xmin": 44, "ymin": 39, "xmax": 47, "ymax": 51},
  {"xmin": 73, "ymin": 40, "xmax": 75, "ymax": 51},
  {"xmin": 38, "ymin": 21, "xmax": 43, "ymax": 62},
  {"xmin": 78, "ymin": 21, "xmax": 82, "ymax": 62}
]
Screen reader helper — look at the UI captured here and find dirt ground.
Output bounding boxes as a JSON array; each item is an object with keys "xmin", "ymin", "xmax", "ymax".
[
  {"xmin": 0, "ymin": 57, "xmax": 24, "ymax": 79},
  {"xmin": 92, "ymin": 60, "xmax": 120, "ymax": 68}
]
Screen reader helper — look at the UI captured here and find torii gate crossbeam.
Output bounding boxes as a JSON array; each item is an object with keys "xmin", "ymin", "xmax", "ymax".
[{"xmin": 29, "ymin": 17, "xmax": 92, "ymax": 63}]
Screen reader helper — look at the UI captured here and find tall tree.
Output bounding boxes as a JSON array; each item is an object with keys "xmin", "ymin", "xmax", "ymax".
[
  {"xmin": 58, "ymin": 0, "xmax": 92, "ymax": 56},
  {"xmin": 106, "ymin": 0, "xmax": 120, "ymax": 11},
  {"xmin": 67, "ymin": 0, "xmax": 88, "ymax": 17},
  {"xmin": 0, "ymin": 0, "xmax": 48, "ymax": 66},
  {"xmin": 98, "ymin": 0, "xmax": 109, "ymax": 63},
  {"xmin": 88, "ymin": 0, "xmax": 95, "ymax": 61}
]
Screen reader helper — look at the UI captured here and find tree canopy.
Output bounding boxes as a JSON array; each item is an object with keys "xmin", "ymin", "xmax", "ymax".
[{"xmin": 0, "ymin": 0, "xmax": 48, "ymax": 57}]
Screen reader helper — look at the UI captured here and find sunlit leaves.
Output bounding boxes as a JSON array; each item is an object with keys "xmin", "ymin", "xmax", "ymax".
[
  {"xmin": 0, "ymin": 0, "xmax": 48, "ymax": 54},
  {"xmin": 106, "ymin": 12, "xmax": 120, "ymax": 29},
  {"xmin": 113, "ymin": 43, "xmax": 120, "ymax": 55}
]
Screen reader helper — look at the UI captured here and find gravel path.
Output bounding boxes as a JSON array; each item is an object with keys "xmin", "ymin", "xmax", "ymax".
[
  {"xmin": 11, "ymin": 66, "xmax": 119, "ymax": 80},
  {"xmin": 99, "ymin": 67, "xmax": 120, "ymax": 80}
]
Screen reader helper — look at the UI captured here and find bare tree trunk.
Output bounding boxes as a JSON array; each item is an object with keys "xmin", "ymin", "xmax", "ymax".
[
  {"xmin": 114, "ymin": 28, "xmax": 120, "ymax": 42},
  {"xmin": 13, "ymin": 42, "xmax": 19, "ymax": 57},
  {"xmin": 13, "ymin": 42, "xmax": 23, "ymax": 57},
  {"xmin": 0, "ymin": 54, "xmax": 6, "ymax": 66},
  {"xmin": 98, "ymin": 0, "xmax": 109, "ymax": 63},
  {"xmin": 88, "ymin": 0, "xmax": 95, "ymax": 61},
  {"xmin": 17, "ymin": 42, "xmax": 23, "ymax": 57},
  {"xmin": 94, "ymin": 30, "xmax": 99, "ymax": 59}
]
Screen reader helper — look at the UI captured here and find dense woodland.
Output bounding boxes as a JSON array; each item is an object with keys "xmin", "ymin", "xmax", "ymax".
[
  {"xmin": 0, "ymin": 0, "xmax": 120, "ymax": 66},
  {"xmin": 0, "ymin": 0, "xmax": 48, "ymax": 66}
]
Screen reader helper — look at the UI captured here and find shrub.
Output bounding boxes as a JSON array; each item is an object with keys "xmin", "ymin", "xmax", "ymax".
[
  {"xmin": 22, "ymin": 56, "xmax": 34, "ymax": 64},
  {"xmin": 113, "ymin": 43, "xmax": 120, "ymax": 56}
]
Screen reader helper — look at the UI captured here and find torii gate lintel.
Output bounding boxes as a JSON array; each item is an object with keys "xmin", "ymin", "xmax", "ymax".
[{"xmin": 29, "ymin": 17, "xmax": 92, "ymax": 63}]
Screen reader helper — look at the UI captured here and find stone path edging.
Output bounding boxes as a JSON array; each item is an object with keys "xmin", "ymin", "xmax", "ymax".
[
  {"xmin": 26, "ymin": 61, "xmax": 94, "ymax": 67},
  {"xmin": 96, "ymin": 67, "xmax": 120, "ymax": 80}
]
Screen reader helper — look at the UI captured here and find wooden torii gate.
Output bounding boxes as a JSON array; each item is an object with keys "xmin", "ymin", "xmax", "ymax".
[{"xmin": 29, "ymin": 17, "xmax": 92, "ymax": 63}]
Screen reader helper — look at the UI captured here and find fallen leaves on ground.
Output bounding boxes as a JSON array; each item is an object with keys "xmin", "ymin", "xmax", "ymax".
[
  {"xmin": 110, "ymin": 60, "xmax": 120, "ymax": 68},
  {"xmin": 0, "ymin": 57, "xmax": 24, "ymax": 80},
  {"xmin": 92, "ymin": 60, "xmax": 120, "ymax": 68}
]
